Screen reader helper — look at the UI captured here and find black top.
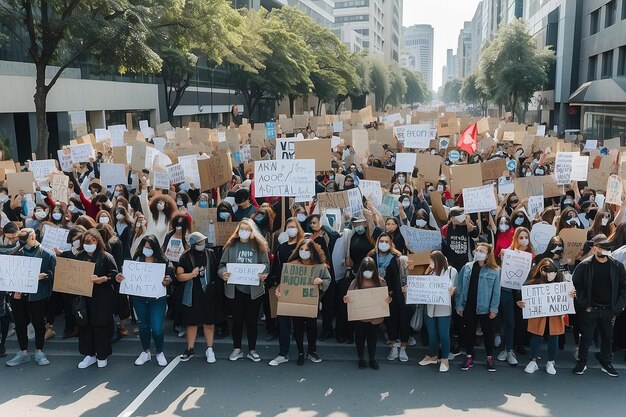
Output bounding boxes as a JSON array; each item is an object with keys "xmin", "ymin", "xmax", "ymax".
[
  {"xmin": 269, "ymin": 241, "xmax": 297, "ymax": 287},
  {"xmin": 444, "ymin": 224, "xmax": 479, "ymax": 272},
  {"xmin": 591, "ymin": 257, "xmax": 612, "ymax": 306},
  {"xmin": 466, "ymin": 262, "xmax": 481, "ymax": 312},
  {"xmin": 75, "ymin": 250, "xmax": 118, "ymax": 326},
  {"xmin": 349, "ymin": 234, "xmax": 374, "ymax": 270}
]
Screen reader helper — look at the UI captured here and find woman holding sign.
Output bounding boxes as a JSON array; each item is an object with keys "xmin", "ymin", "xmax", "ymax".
[
  {"xmin": 115, "ymin": 235, "xmax": 174, "ymax": 366},
  {"xmin": 218, "ymin": 219, "xmax": 270, "ymax": 362},
  {"xmin": 516, "ymin": 259, "xmax": 574, "ymax": 375}
]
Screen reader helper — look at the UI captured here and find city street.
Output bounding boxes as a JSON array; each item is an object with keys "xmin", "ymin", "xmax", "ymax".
[{"xmin": 1, "ymin": 323, "xmax": 625, "ymax": 417}]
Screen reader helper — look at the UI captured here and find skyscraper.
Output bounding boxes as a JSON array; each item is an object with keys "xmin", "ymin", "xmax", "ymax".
[{"xmin": 400, "ymin": 24, "xmax": 434, "ymax": 89}]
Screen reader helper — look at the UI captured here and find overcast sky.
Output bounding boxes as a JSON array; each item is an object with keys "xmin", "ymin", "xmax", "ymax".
[{"xmin": 403, "ymin": 0, "xmax": 482, "ymax": 90}]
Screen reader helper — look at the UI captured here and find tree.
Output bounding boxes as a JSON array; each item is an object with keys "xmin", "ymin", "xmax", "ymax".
[
  {"xmin": 335, "ymin": 52, "xmax": 370, "ymax": 112},
  {"xmin": 0, "ymin": 1, "xmax": 163, "ymax": 159},
  {"xmin": 461, "ymin": 72, "xmax": 489, "ymax": 116},
  {"xmin": 402, "ymin": 69, "xmax": 428, "ymax": 105},
  {"xmin": 442, "ymin": 79, "xmax": 463, "ymax": 103},
  {"xmin": 369, "ymin": 58, "xmax": 389, "ymax": 111},
  {"xmin": 476, "ymin": 19, "xmax": 554, "ymax": 121},
  {"xmin": 385, "ymin": 65, "xmax": 407, "ymax": 107}
]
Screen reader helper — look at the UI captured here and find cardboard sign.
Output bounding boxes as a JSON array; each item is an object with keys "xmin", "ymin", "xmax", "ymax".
[
  {"xmin": 294, "ymin": 139, "xmax": 332, "ymax": 171},
  {"xmin": 226, "ymin": 263, "xmax": 266, "ymax": 286},
  {"xmin": 522, "ymin": 282, "xmax": 575, "ymax": 319},
  {"xmin": 131, "ymin": 143, "xmax": 148, "ymax": 171},
  {"xmin": 99, "ymin": 163, "xmax": 128, "ymax": 187},
  {"xmin": 606, "ymin": 175, "xmax": 623, "ymax": 205},
  {"xmin": 559, "ymin": 228, "xmax": 588, "ymax": 263},
  {"xmin": 403, "ymin": 124, "xmax": 437, "ymax": 149},
  {"xmin": 193, "ymin": 207, "xmax": 215, "ymax": 238},
  {"xmin": 41, "ymin": 225, "xmax": 71, "ymax": 252},
  {"xmin": 277, "ymin": 263, "xmax": 323, "ymax": 318},
  {"xmin": 255, "ymin": 159, "xmax": 316, "ymax": 200},
  {"xmin": 198, "ymin": 153, "xmax": 233, "ymax": 190},
  {"xmin": 28, "ymin": 159, "xmax": 56, "ymax": 179},
  {"xmin": 120, "ymin": 260, "xmax": 167, "ymax": 298},
  {"xmin": 51, "ymin": 174, "xmax": 69, "ymax": 204},
  {"xmin": 347, "ymin": 286, "xmax": 390, "ymax": 321},
  {"xmin": 450, "ymin": 164, "xmax": 483, "ymax": 195},
  {"xmin": 554, "ymin": 152, "xmax": 576, "ymax": 184},
  {"xmin": 501, "ymin": 249, "xmax": 533, "ymax": 290},
  {"xmin": 6, "ymin": 171, "xmax": 35, "ymax": 195},
  {"xmin": 215, "ymin": 222, "xmax": 237, "ymax": 246},
  {"xmin": 317, "ymin": 188, "xmax": 364, "ymax": 218},
  {"xmin": 415, "ymin": 154, "xmax": 442, "ymax": 183},
  {"xmin": 399, "ymin": 226, "xmax": 442, "ymax": 254},
  {"xmin": 0, "ymin": 255, "xmax": 43, "ymax": 293},
  {"xmin": 541, "ymin": 176, "xmax": 562, "ymax": 198},
  {"xmin": 363, "ymin": 166, "xmax": 394, "ymax": 187},
  {"xmin": 406, "ymin": 275, "xmax": 451, "ymax": 306},
  {"xmin": 52, "ymin": 257, "xmax": 94, "ymax": 297},
  {"xmin": 462, "ymin": 184, "xmax": 497, "ymax": 214},
  {"xmin": 514, "ymin": 176, "xmax": 544, "ymax": 201},
  {"xmin": 481, "ymin": 159, "xmax": 507, "ymax": 182}
]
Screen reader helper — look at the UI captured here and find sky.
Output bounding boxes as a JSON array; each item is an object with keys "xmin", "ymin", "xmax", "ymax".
[{"xmin": 403, "ymin": 0, "xmax": 482, "ymax": 91}]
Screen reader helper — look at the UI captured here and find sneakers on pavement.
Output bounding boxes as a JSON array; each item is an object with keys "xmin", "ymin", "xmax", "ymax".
[
  {"xmin": 573, "ymin": 360, "xmax": 587, "ymax": 375},
  {"xmin": 229, "ymin": 349, "xmax": 244, "ymax": 361},
  {"xmin": 308, "ymin": 352, "xmax": 322, "ymax": 363},
  {"xmin": 507, "ymin": 351, "xmax": 518, "ymax": 366},
  {"xmin": 601, "ymin": 362, "xmax": 619, "ymax": 377},
  {"xmin": 247, "ymin": 351, "xmax": 261, "ymax": 362},
  {"xmin": 97, "ymin": 359, "xmax": 108, "ymax": 368},
  {"xmin": 77, "ymin": 355, "xmax": 96, "ymax": 369},
  {"xmin": 269, "ymin": 355, "xmax": 288, "ymax": 366},
  {"xmin": 407, "ymin": 336, "xmax": 417, "ymax": 347},
  {"xmin": 7, "ymin": 352, "xmax": 30, "ymax": 367},
  {"xmin": 34, "ymin": 351, "xmax": 49, "ymax": 366},
  {"xmin": 486, "ymin": 356, "xmax": 496, "ymax": 372},
  {"xmin": 497, "ymin": 350, "xmax": 508, "ymax": 362},
  {"xmin": 524, "ymin": 360, "xmax": 539, "ymax": 374},
  {"xmin": 461, "ymin": 356, "xmax": 474, "ymax": 371},
  {"xmin": 439, "ymin": 361, "xmax": 449, "ymax": 372},
  {"xmin": 399, "ymin": 348, "xmax": 409, "ymax": 362},
  {"xmin": 387, "ymin": 346, "xmax": 399, "ymax": 361},
  {"xmin": 419, "ymin": 356, "xmax": 438, "ymax": 366},
  {"xmin": 156, "ymin": 352, "xmax": 168, "ymax": 367},
  {"xmin": 180, "ymin": 348, "xmax": 195, "ymax": 362},
  {"xmin": 135, "ymin": 351, "xmax": 151, "ymax": 366},
  {"xmin": 206, "ymin": 347, "xmax": 216, "ymax": 364},
  {"xmin": 546, "ymin": 361, "xmax": 556, "ymax": 375}
]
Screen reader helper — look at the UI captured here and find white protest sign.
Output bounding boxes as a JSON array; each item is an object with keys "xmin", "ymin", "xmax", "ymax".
[
  {"xmin": 501, "ymin": 249, "xmax": 533, "ymax": 290},
  {"xmin": 167, "ymin": 163, "xmax": 186, "ymax": 185},
  {"xmin": 403, "ymin": 124, "xmax": 437, "ymax": 149},
  {"xmin": 70, "ymin": 143, "xmax": 95, "ymax": 163},
  {"xmin": 333, "ymin": 121, "xmax": 344, "ymax": 133},
  {"xmin": 153, "ymin": 137, "xmax": 167, "ymax": 152},
  {"xmin": 583, "ymin": 140, "xmax": 597, "ymax": 151},
  {"xmin": 41, "ymin": 225, "xmax": 71, "ymax": 252},
  {"xmin": 462, "ymin": 184, "xmax": 497, "ymax": 214},
  {"xmin": 606, "ymin": 175, "xmax": 623, "ymax": 205},
  {"xmin": 395, "ymin": 153, "xmax": 417, "ymax": 173},
  {"xmin": 393, "ymin": 125, "xmax": 406, "ymax": 141},
  {"xmin": 226, "ymin": 263, "xmax": 266, "ymax": 286},
  {"xmin": 359, "ymin": 180, "xmax": 383, "ymax": 207},
  {"xmin": 108, "ymin": 124, "xmax": 127, "ymax": 147},
  {"xmin": 331, "ymin": 135, "xmax": 341, "ymax": 149},
  {"xmin": 255, "ymin": 159, "xmax": 316, "ymax": 200},
  {"xmin": 95, "ymin": 128, "xmax": 110, "ymax": 143},
  {"xmin": 57, "ymin": 150, "xmax": 73, "ymax": 172},
  {"xmin": 276, "ymin": 137, "xmax": 303, "ymax": 160},
  {"xmin": 120, "ymin": 261, "xmax": 167, "ymax": 298},
  {"xmin": 153, "ymin": 172, "xmax": 170, "ymax": 189},
  {"xmin": 28, "ymin": 159, "xmax": 56, "ymax": 179},
  {"xmin": 399, "ymin": 226, "xmax": 442, "ymax": 254},
  {"xmin": 346, "ymin": 187, "xmax": 364, "ymax": 218},
  {"xmin": 99, "ymin": 163, "xmax": 127, "ymax": 187},
  {"xmin": 378, "ymin": 194, "xmax": 399, "ymax": 217},
  {"xmin": 498, "ymin": 176, "xmax": 515, "ymax": 195},
  {"xmin": 528, "ymin": 195, "xmax": 544, "ymax": 217},
  {"xmin": 570, "ymin": 155, "xmax": 589, "ymax": 181},
  {"xmin": 530, "ymin": 223, "xmax": 556, "ymax": 255},
  {"xmin": 536, "ymin": 125, "xmax": 546, "ymax": 137},
  {"xmin": 0, "ymin": 255, "xmax": 43, "ymax": 293},
  {"xmin": 384, "ymin": 113, "xmax": 402, "ymax": 124},
  {"xmin": 178, "ymin": 154, "xmax": 204, "ymax": 186},
  {"xmin": 521, "ymin": 281, "xmax": 575, "ymax": 319},
  {"xmin": 554, "ymin": 152, "xmax": 576, "ymax": 185},
  {"xmin": 406, "ymin": 275, "xmax": 451, "ymax": 306}
]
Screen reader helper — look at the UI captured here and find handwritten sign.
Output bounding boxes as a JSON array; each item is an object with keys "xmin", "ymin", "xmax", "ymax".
[
  {"xmin": 0, "ymin": 255, "xmax": 42, "ymax": 293},
  {"xmin": 41, "ymin": 225, "xmax": 71, "ymax": 252},
  {"xmin": 277, "ymin": 263, "xmax": 323, "ymax": 318},
  {"xmin": 57, "ymin": 150, "xmax": 73, "ymax": 172},
  {"xmin": 521, "ymin": 282, "xmax": 575, "ymax": 319},
  {"xmin": 358, "ymin": 180, "xmax": 383, "ymax": 207},
  {"xmin": 99, "ymin": 163, "xmax": 128, "ymax": 187},
  {"xmin": 51, "ymin": 174, "xmax": 69, "ymax": 204},
  {"xmin": 406, "ymin": 275, "xmax": 451, "ymax": 306},
  {"xmin": 530, "ymin": 223, "xmax": 556, "ymax": 255},
  {"xmin": 70, "ymin": 143, "xmax": 95, "ymax": 163},
  {"xmin": 53, "ymin": 257, "xmax": 94, "ymax": 297},
  {"xmin": 559, "ymin": 228, "xmax": 587, "ymax": 263},
  {"xmin": 28, "ymin": 159, "xmax": 56, "ymax": 179},
  {"xmin": 153, "ymin": 172, "xmax": 170, "ymax": 189},
  {"xmin": 402, "ymin": 124, "xmax": 437, "ymax": 149},
  {"xmin": 198, "ymin": 153, "xmax": 233, "ymax": 190},
  {"xmin": 462, "ymin": 184, "xmax": 497, "ymax": 214},
  {"xmin": 226, "ymin": 263, "xmax": 265, "ymax": 286},
  {"xmin": 167, "ymin": 163, "xmax": 186, "ymax": 185},
  {"xmin": 501, "ymin": 249, "xmax": 533, "ymax": 290},
  {"xmin": 399, "ymin": 226, "xmax": 442, "ymax": 254},
  {"xmin": 347, "ymin": 286, "xmax": 390, "ymax": 321},
  {"xmin": 255, "ymin": 159, "xmax": 316, "ymax": 200},
  {"xmin": 554, "ymin": 152, "xmax": 575, "ymax": 184},
  {"xmin": 606, "ymin": 175, "xmax": 623, "ymax": 205},
  {"xmin": 527, "ymin": 195, "xmax": 544, "ymax": 218},
  {"xmin": 120, "ymin": 261, "xmax": 167, "ymax": 298}
]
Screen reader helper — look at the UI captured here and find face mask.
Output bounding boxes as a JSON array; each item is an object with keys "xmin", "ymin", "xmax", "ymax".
[
  {"xmin": 199, "ymin": 200, "xmax": 209, "ymax": 208},
  {"xmin": 589, "ymin": 196, "xmax": 595, "ymax": 203},
  {"xmin": 601, "ymin": 218, "xmax": 609, "ymax": 226},
  {"xmin": 256, "ymin": 214, "xmax": 265, "ymax": 222},
  {"xmin": 416, "ymin": 219, "xmax": 427, "ymax": 227},
  {"xmin": 99, "ymin": 217, "xmax": 110, "ymax": 224},
  {"xmin": 378, "ymin": 242, "xmax": 390, "ymax": 252},
  {"xmin": 143, "ymin": 248, "xmax": 154, "ymax": 257},
  {"xmin": 551, "ymin": 245, "xmax": 563, "ymax": 253},
  {"xmin": 135, "ymin": 221, "xmax": 145, "ymax": 229},
  {"xmin": 535, "ymin": 169, "xmax": 544, "ymax": 175},
  {"xmin": 363, "ymin": 270, "xmax": 374, "ymax": 279},
  {"xmin": 354, "ymin": 226, "xmax": 366, "ymax": 235},
  {"xmin": 525, "ymin": 171, "xmax": 532, "ymax": 177},
  {"xmin": 519, "ymin": 238, "xmax": 529, "ymax": 246},
  {"xmin": 499, "ymin": 224, "xmax": 510, "ymax": 233},
  {"xmin": 286, "ymin": 227, "xmax": 298, "ymax": 238},
  {"xmin": 113, "ymin": 191, "xmax": 121, "ymax": 198},
  {"xmin": 157, "ymin": 202, "xmax": 165, "ymax": 211},
  {"xmin": 72, "ymin": 240, "xmax": 81, "ymax": 249},
  {"xmin": 454, "ymin": 214, "xmax": 466, "ymax": 223},
  {"xmin": 83, "ymin": 243, "xmax": 97, "ymax": 253},
  {"xmin": 437, "ymin": 185, "xmax": 444, "ymax": 192},
  {"xmin": 35, "ymin": 211, "xmax": 47, "ymax": 220},
  {"xmin": 567, "ymin": 217, "xmax": 579, "ymax": 226},
  {"xmin": 546, "ymin": 272, "xmax": 557, "ymax": 281},
  {"xmin": 392, "ymin": 189, "xmax": 401, "ymax": 195},
  {"xmin": 299, "ymin": 250, "xmax": 311, "ymax": 260},
  {"xmin": 601, "ymin": 249, "xmax": 611, "ymax": 257},
  {"xmin": 68, "ymin": 205, "xmax": 78, "ymax": 213},
  {"xmin": 238, "ymin": 230, "xmax": 251, "ymax": 240},
  {"xmin": 514, "ymin": 217, "xmax": 524, "ymax": 226},
  {"xmin": 177, "ymin": 199, "xmax": 184, "ymax": 207},
  {"xmin": 564, "ymin": 199, "xmax": 573, "ymax": 206},
  {"xmin": 219, "ymin": 212, "xmax": 230, "ymax": 220},
  {"xmin": 402, "ymin": 200, "xmax": 410, "ymax": 208},
  {"xmin": 231, "ymin": 204, "xmax": 238, "ymax": 213},
  {"xmin": 329, "ymin": 175, "xmax": 335, "ymax": 181},
  {"xmin": 176, "ymin": 226, "xmax": 183, "ymax": 231},
  {"xmin": 52, "ymin": 213, "xmax": 63, "ymax": 221},
  {"xmin": 397, "ymin": 177, "xmax": 406, "ymax": 185},
  {"xmin": 0, "ymin": 195, "xmax": 8, "ymax": 203},
  {"xmin": 296, "ymin": 213, "xmax": 307, "ymax": 223},
  {"xmin": 474, "ymin": 251, "xmax": 487, "ymax": 261},
  {"xmin": 195, "ymin": 243, "xmax": 206, "ymax": 251},
  {"xmin": 116, "ymin": 213, "xmax": 125, "ymax": 220}
]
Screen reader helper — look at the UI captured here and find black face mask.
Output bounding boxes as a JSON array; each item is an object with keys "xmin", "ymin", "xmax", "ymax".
[{"xmin": 19, "ymin": 236, "xmax": 29, "ymax": 247}]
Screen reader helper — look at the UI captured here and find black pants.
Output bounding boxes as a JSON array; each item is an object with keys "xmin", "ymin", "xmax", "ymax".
[
  {"xmin": 292, "ymin": 317, "xmax": 317, "ymax": 355},
  {"xmin": 1, "ymin": 314, "xmax": 11, "ymax": 346},
  {"xmin": 335, "ymin": 277, "xmax": 354, "ymax": 340},
  {"xmin": 321, "ymin": 280, "xmax": 335, "ymax": 333},
  {"xmin": 79, "ymin": 321, "xmax": 114, "ymax": 360},
  {"xmin": 386, "ymin": 301, "xmax": 414, "ymax": 343},
  {"xmin": 46, "ymin": 291, "xmax": 76, "ymax": 330},
  {"xmin": 229, "ymin": 290, "xmax": 262, "ymax": 351},
  {"xmin": 262, "ymin": 284, "xmax": 277, "ymax": 334},
  {"xmin": 463, "ymin": 308, "xmax": 494, "ymax": 357},
  {"xmin": 354, "ymin": 321, "xmax": 378, "ymax": 360},
  {"xmin": 578, "ymin": 308, "xmax": 614, "ymax": 362},
  {"xmin": 11, "ymin": 297, "xmax": 47, "ymax": 351}
]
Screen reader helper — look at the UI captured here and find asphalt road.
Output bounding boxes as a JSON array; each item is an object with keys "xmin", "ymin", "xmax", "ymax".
[{"xmin": 1, "ymin": 321, "xmax": 625, "ymax": 417}]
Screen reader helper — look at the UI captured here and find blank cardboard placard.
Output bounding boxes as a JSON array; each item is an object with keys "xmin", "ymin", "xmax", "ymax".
[
  {"xmin": 450, "ymin": 164, "xmax": 483, "ymax": 195},
  {"xmin": 363, "ymin": 166, "xmax": 394, "ymax": 188},
  {"xmin": 347, "ymin": 287, "xmax": 390, "ymax": 321},
  {"xmin": 514, "ymin": 176, "xmax": 544, "ymax": 200},
  {"xmin": 215, "ymin": 222, "xmax": 238, "ymax": 246},
  {"xmin": 558, "ymin": 228, "xmax": 588, "ymax": 264},
  {"xmin": 53, "ymin": 257, "xmax": 95, "ymax": 297},
  {"xmin": 481, "ymin": 159, "xmax": 507, "ymax": 182},
  {"xmin": 198, "ymin": 153, "xmax": 232, "ymax": 190},
  {"xmin": 415, "ymin": 154, "xmax": 442, "ymax": 183},
  {"xmin": 7, "ymin": 171, "xmax": 35, "ymax": 194},
  {"xmin": 294, "ymin": 139, "xmax": 332, "ymax": 171}
]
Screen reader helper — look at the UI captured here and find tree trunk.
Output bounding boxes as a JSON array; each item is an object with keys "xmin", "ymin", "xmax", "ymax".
[
  {"xmin": 316, "ymin": 98, "xmax": 323, "ymax": 116},
  {"xmin": 34, "ymin": 65, "xmax": 50, "ymax": 160},
  {"xmin": 288, "ymin": 95, "xmax": 296, "ymax": 117}
]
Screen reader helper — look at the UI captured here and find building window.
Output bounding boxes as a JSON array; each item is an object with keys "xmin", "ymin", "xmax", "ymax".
[
  {"xmin": 605, "ymin": 0, "xmax": 616, "ymax": 27},
  {"xmin": 590, "ymin": 8, "xmax": 600, "ymax": 34},
  {"xmin": 588, "ymin": 55, "xmax": 598, "ymax": 81},
  {"xmin": 618, "ymin": 46, "xmax": 626, "ymax": 76},
  {"xmin": 623, "ymin": 0, "xmax": 626, "ymax": 19},
  {"xmin": 601, "ymin": 50, "xmax": 614, "ymax": 79}
]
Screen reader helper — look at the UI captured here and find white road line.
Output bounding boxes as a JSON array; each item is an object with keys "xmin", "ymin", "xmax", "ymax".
[{"xmin": 116, "ymin": 356, "xmax": 181, "ymax": 417}]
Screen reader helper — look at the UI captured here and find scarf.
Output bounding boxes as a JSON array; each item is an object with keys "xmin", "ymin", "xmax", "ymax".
[
  {"xmin": 182, "ymin": 250, "xmax": 209, "ymax": 307},
  {"xmin": 376, "ymin": 252, "xmax": 393, "ymax": 278}
]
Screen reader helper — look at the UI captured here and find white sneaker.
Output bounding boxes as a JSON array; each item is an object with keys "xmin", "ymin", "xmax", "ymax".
[
  {"xmin": 524, "ymin": 360, "xmax": 539, "ymax": 374},
  {"xmin": 97, "ymin": 359, "xmax": 108, "ymax": 368},
  {"xmin": 135, "ymin": 351, "xmax": 151, "ymax": 366},
  {"xmin": 419, "ymin": 356, "xmax": 439, "ymax": 366},
  {"xmin": 156, "ymin": 352, "xmax": 168, "ymax": 367},
  {"xmin": 546, "ymin": 361, "xmax": 556, "ymax": 375},
  {"xmin": 407, "ymin": 336, "xmax": 417, "ymax": 347},
  {"xmin": 247, "ymin": 351, "xmax": 261, "ymax": 362},
  {"xmin": 78, "ymin": 355, "xmax": 97, "ymax": 369},
  {"xmin": 494, "ymin": 335, "xmax": 502, "ymax": 348},
  {"xmin": 507, "ymin": 351, "xmax": 518, "ymax": 366},
  {"xmin": 269, "ymin": 355, "xmax": 288, "ymax": 366},
  {"xmin": 387, "ymin": 346, "xmax": 399, "ymax": 361},
  {"xmin": 497, "ymin": 350, "xmax": 508, "ymax": 362},
  {"xmin": 399, "ymin": 348, "xmax": 409, "ymax": 362},
  {"xmin": 229, "ymin": 348, "xmax": 243, "ymax": 361},
  {"xmin": 206, "ymin": 347, "xmax": 216, "ymax": 364},
  {"xmin": 439, "ymin": 361, "xmax": 449, "ymax": 372}
]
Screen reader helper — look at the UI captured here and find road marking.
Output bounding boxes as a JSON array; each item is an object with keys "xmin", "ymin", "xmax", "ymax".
[{"xmin": 116, "ymin": 356, "xmax": 181, "ymax": 417}]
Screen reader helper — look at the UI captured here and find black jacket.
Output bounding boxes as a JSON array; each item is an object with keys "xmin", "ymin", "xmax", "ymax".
[{"xmin": 572, "ymin": 256, "xmax": 626, "ymax": 315}]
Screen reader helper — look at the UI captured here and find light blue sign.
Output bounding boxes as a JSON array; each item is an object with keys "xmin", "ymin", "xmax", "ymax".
[
  {"xmin": 265, "ymin": 122, "xmax": 276, "ymax": 140},
  {"xmin": 507, "ymin": 159, "xmax": 517, "ymax": 171},
  {"xmin": 448, "ymin": 150, "xmax": 460, "ymax": 163}
]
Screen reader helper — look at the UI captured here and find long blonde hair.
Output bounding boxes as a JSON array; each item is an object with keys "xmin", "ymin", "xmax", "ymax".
[
  {"xmin": 509, "ymin": 227, "xmax": 536, "ymax": 255},
  {"xmin": 224, "ymin": 218, "xmax": 269, "ymax": 253},
  {"xmin": 477, "ymin": 242, "xmax": 499, "ymax": 269}
]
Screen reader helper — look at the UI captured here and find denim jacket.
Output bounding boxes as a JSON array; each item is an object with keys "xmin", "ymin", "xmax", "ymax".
[{"xmin": 454, "ymin": 261, "xmax": 501, "ymax": 315}]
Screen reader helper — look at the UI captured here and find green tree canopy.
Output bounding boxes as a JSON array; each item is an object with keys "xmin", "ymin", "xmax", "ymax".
[
  {"xmin": 402, "ymin": 69, "xmax": 429, "ymax": 105},
  {"xmin": 442, "ymin": 79, "xmax": 463, "ymax": 103},
  {"xmin": 369, "ymin": 58, "xmax": 389, "ymax": 111},
  {"xmin": 461, "ymin": 72, "xmax": 489, "ymax": 115},
  {"xmin": 385, "ymin": 65, "xmax": 407, "ymax": 107}
]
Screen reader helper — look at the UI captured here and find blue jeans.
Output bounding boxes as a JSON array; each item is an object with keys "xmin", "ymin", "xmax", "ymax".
[
  {"xmin": 424, "ymin": 315, "xmax": 451, "ymax": 358},
  {"xmin": 133, "ymin": 296, "xmax": 167, "ymax": 353},
  {"xmin": 530, "ymin": 334, "xmax": 558, "ymax": 361},
  {"xmin": 277, "ymin": 316, "xmax": 292, "ymax": 357},
  {"xmin": 500, "ymin": 289, "xmax": 515, "ymax": 351}
]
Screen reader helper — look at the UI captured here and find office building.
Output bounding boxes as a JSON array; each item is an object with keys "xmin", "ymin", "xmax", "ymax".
[
  {"xmin": 401, "ymin": 24, "xmax": 434, "ymax": 89},
  {"xmin": 457, "ymin": 21, "xmax": 473, "ymax": 79},
  {"xmin": 287, "ymin": 0, "xmax": 335, "ymax": 28}
]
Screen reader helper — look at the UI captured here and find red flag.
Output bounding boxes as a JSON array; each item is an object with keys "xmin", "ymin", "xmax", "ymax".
[{"xmin": 457, "ymin": 123, "xmax": 478, "ymax": 155}]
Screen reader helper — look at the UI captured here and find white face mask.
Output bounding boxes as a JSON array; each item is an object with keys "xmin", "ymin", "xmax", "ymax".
[
  {"xmin": 474, "ymin": 251, "xmax": 487, "ymax": 261},
  {"xmin": 83, "ymin": 243, "xmax": 97, "ymax": 254},
  {"xmin": 567, "ymin": 217, "xmax": 579, "ymax": 226},
  {"xmin": 514, "ymin": 217, "xmax": 525, "ymax": 226},
  {"xmin": 177, "ymin": 199, "xmax": 184, "ymax": 207},
  {"xmin": 601, "ymin": 218, "xmax": 609, "ymax": 226},
  {"xmin": 499, "ymin": 224, "xmax": 510, "ymax": 232},
  {"xmin": 238, "ymin": 230, "xmax": 251, "ymax": 240},
  {"xmin": 72, "ymin": 240, "xmax": 81, "ymax": 249},
  {"xmin": 378, "ymin": 242, "xmax": 390, "ymax": 252},
  {"xmin": 299, "ymin": 249, "xmax": 311, "ymax": 260},
  {"xmin": 52, "ymin": 213, "xmax": 63, "ymax": 221},
  {"xmin": 35, "ymin": 211, "xmax": 47, "ymax": 220},
  {"xmin": 546, "ymin": 272, "xmax": 557, "ymax": 281},
  {"xmin": 68, "ymin": 205, "xmax": 78, "ymax": 213},
  {"xmin": 219, "ymin": 212, "xmax": 230, "ymax": 220},
  {"xmin": 195, "ymin": 243, "xmax": 206, "ymax": 251},
  {"xmin": 99, "ymin": 217, "xmax": 110, "ymax": 224},
  {"xmin": 0, "ymin": 194, "xmax": 8, "ymax": 203},
  {"xmin": 397, "ymin": 176, "xmax": 406, "ymax": 185},
  {"xmin": 402, "ymin": 200, "xmax": 410, "ymax": 208},
  {"xmin": 296, "ymin": 213, "xmax": 307, "ymax": 223},
  {"xmin": 601, "ymin": 249, "xmax": 612, "ymax": 256},
  {"xmin": 286, "ymin": 227, "xmax": 298, "ymax": 238},
  {"xmin": 437, "ymin": 185, "xmax": 444, "ymax": 192},
  {"xmin": 156, "ymin": 202, "xmax": 165, "ymax": 211},
  {"xmin": 363, "ymin": 270, "xmax": 374, "ymax": 279},
  {"xmin": 415, "ymin": 219, "xmax": 427, "ymax": 227},
  {"xmin": 116, "ymin": 213, "xmax": 125, "ymax": 220},
  {"xmin": 519, "ymin": 237, "xmax": 529, "ymax": 246},
  {"xmin": 113, "ymin": 191, "xmax": 121, "ymax": 198},
  {"xmin": 454, "ymin": 214, "xmax": 466, "ymax": 223},
  {"xmin": 143, "ymin": 247, "xmax": 154, "ymax": 257},
  {"xmin": 176, "ymin": 226, "xmax": 183, "ymax": 231}
]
